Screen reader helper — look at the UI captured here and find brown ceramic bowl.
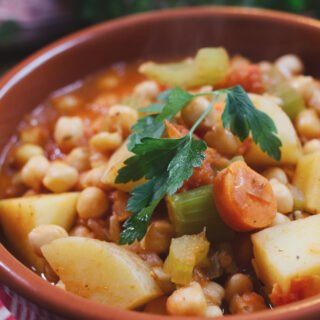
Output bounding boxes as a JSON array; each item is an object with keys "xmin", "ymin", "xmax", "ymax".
[{"xmin": 1, "ymin": 6, "xmax": 320, "ymax": 320}]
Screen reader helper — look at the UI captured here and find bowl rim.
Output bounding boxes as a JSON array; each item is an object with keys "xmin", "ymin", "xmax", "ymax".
[{"xmin": 1, "ymin": 6, "xmax": 320, "ymax": 320}]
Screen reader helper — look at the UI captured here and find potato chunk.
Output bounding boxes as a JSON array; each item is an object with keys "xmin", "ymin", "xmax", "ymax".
[
  {"xmin": 252, "ymin": 215, "xmax": 320, "ymax": 292},
  {"xmin": 244, "ymin": 94, "xmax": 302, "ymax": 166},
  {"xmin": 101, "ymin": 140, "xmax": 144, "ymax": 191},
  {"xmin": 0, "ymin": 193, "xmax": 78, "ymax": 271},
  {"xmin": 41, "ymin": 237, "xmax": 162, "ymax": 309},
  {"xmin": 293, "ymin": 151, "xmax": 320, "ymax": 213}
]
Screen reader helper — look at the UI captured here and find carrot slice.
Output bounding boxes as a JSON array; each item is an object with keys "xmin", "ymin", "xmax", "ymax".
[{"xmin": 213, "ymin": 160, "xmax": 276, "ymax": 231}]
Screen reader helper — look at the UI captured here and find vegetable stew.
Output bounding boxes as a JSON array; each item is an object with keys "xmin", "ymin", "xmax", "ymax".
[{"xmin": 1, "ymin": 47, "xmax": 320, "ymax": 317}]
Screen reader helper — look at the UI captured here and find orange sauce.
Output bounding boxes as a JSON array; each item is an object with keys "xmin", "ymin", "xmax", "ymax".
[{"xmin": 0, "ymin": 62, "xmax": 145, "ymax": 199}]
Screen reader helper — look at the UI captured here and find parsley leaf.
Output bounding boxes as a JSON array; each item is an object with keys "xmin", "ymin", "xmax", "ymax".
[
  {"xmin": 222, "ymin": 85, "xmax": 282, "ymax": 161},
  {"xmin": 166, "ymin": 138, "xmax": 206, "ymax": 194},
  {"xmin": 117, "ymin": 84, "xmax": 282, "ymax": 244},
  {"xmin": 127, "ymin": 87, "xmax": 193, "ymax": 151},
  {"xmin": 119, "ymin": 136, "xmax": 207, "ymax": 243},
  {"xmin": 117, "ymin": 94, "xmax": 217, "ymax": 244},
  {"xmin": 127, "ymin": 116, "xmax": 164, "ymax": 151},
  {"xmin": 119, "ymin": 199, "xmax": 160, "ymax": 244},
  {"xmin": 156, "ymin": 87, "xmax": 193, "ymax": 121}
]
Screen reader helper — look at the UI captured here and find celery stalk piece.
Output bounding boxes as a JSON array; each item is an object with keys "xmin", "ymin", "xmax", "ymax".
[
  {"xmin": 139, "ymin": 47, "xmax": 229, "ymax": 88},
  {"xmin": 268, "ymin": 83, "xmax": 306, "ymax": 120},
  {"xmin": 163, "ymin": 233, "xmax": 209, "ymax": 285},
  {"xmin": 166, "ymin": 185, "xmax": 234, "ymax": 242}
]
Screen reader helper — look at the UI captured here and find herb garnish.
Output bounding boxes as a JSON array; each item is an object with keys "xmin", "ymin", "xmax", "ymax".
[
  {"xmin": 116, "ymin": 85, "xmax": 282, "ymax": 244},
  {"xmin": 222, "ymin": 86, "xmax": 282, "ymax": 161}
]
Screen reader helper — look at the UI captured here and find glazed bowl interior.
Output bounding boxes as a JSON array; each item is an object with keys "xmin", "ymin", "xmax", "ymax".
[{"xmin": 1, "ymin": 6, "xmax": 320, "ymax": 320}]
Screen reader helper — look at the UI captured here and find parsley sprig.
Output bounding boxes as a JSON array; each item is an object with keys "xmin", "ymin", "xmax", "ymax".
[{"xmin": 116, "ymin": 85, "xmax": 282, "ymax": 244}]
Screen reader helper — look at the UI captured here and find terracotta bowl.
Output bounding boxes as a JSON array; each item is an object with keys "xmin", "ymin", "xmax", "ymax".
[{"xmin": 1, "ymin": 6, "xmax": 320, "ymax": 320}]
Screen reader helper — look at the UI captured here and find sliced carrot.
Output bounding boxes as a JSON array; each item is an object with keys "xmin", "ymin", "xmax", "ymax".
[{"xmin": 213, "ymin": 160, "xmax": 276, "ymax": 231}]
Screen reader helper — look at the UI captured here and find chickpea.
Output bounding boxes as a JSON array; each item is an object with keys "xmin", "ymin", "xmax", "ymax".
[
  {"xmin": 77, "ymin": 187, "xmax": 109, "ymax": 219},
  {"xmin": 90, "ymin": 132, "xmax": 122, "ymax": 153},
  {"xmin": 202, "ymin": 281, "xmax": 225, "ymax": 306},
  {"xmin": 259, "ymin": 61, "xmax": 272, "ymax": 73},
  {"xmin": 290, "ymin": 76, "xmax": 314, "ymax": 100},
  {"xmin": 167, "ymin": 282, "xmax": 207, "ymax": 316},
  {"xmin": 204, "ymin": 126, "xmax": 240, "ymax": 157},
  {"xmin": 65, "ymin": 147, "xmax": 90, "ymax": 172},
  {"xmin": 92, "ymin": 93, "xmax": 118, "ymax": 108},
  {"xmin": 53, "ymin": 94, "xmax": 82, "ymax": 113},
  {"xmin": 134, "ymin": 80, "xmax": 159, "ymax": 100},
  {"xmin": 303, "ymin": 139, "xmax": 320, "ymax": 154},
  {"xmin": 54, "ymin": 116, "xmax": 84, "ymax": 151},
  {"xmin": 205, "ymin": 305, "xmax": 223, "ymax": 318},
  {"xmin": 224, "ymin": 273, "xmax": 253, "ymax": 302},
  {"xmin": 28, "ymin": 224, "xmax": 68, "ymax": 256},
  {"xmin": 14, "ymin": 143, "xmax": 44, "ymax": 167},
  {"xmin": 275, "ymin": 54, "xmax": 304, "ymax": 78},
  {"xmin": 21, "ymin": 155, "xmax": 50, "ymax": 190},
  {"xmin": 181, "ymin": 97, "xmax": 215, "ymax": 130},
  {"xmin": 20, "ymin": 126, "xmax": 47, "ymax": 146},
  {"xmin": 69, "ymin": 225, "xmax": 94, "ymax": 238},
  {"xmin": 271, "ymin": 212, "xmax": 291, "ymax": 226},
  {"xmin": 43, "ymin": 161, "xmax": 79, "ymax": 193},
  {"xmin": 151, "ymin": 266, "xmax": 175, "ymax": 294},
  {"xmin": 262, "ymin": 167, "xmax": 288, "ymax": 184},
  {"xmin": 89, "ymin": 151, "xmax": 109, "ymax": 168},
  {"xmin": 81, "ymin": 166, "xmax": 106, "ymax": 189},
  {"xmin": 141, "ymin": 220, "xmax": 175, "ymax": 254},
  {"xmin": 270, "ymin": 178, "xmax": 294, "ymax": 214},
  {"xmin": 103, "ymin": 105, "xmax": 138, "ymax": 136},
  {"xmin": 98, "ymin": 75, "xmax": 119, "ymax": 89},
  {"xmin": 229, "ymin": 292, "xmax": 266, "ymax": 314},
  {"xmin": 295, "ymin": 109, "xmax": 320, "ymax": 139}
]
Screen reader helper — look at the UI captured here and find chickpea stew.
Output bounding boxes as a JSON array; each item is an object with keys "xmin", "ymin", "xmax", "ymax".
[{"xmin": 1, "ymin": 47, "xmax": 320, "ymax": 317}]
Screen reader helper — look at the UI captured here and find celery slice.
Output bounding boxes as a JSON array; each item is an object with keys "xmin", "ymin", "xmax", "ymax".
[
  {"xmin": 163, "ymin": 233, "xmax": 209, "ymax": 285},
  {"xmin": 139, "ymin": 47, "xmax": 229, "ymax": 88},
  {"xmin": 268, "ymin": 83, "xmax": 306, "ymax": 120},
  {"xmin": 166, "ymin": 185, "xmax": 234, "ymax": 242}
]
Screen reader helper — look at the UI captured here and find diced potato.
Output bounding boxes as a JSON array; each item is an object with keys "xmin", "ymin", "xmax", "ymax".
[
  {"xmin": 0, "ymin": 193, "xmax": 78, "ymax": 271},
  {"xmin": 244, "ymin": 94, "xmax": 302, "ymax": 166},
  {"xmin": 41, "ymin": 237, "xmax": 162, "ymax": 309},
  {"xmin": 139, "ymin": 47, "xmax": 229, "ymax": 88},
  {"xmin": 252, "ymin": 215, "xmax": 320, "ymax": 292},
  {"xmin": 101, "ymin": 140, "xmax": 144, "ymax": 192},
  {"xmin": 293, "ymin": 151, "xmax": 320, "ymax": 213}
]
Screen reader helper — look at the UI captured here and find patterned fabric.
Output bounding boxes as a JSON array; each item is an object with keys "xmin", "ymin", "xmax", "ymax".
[{"xmin": 0, "ymin": 283, "xmax": 62, "ymax": 320}]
